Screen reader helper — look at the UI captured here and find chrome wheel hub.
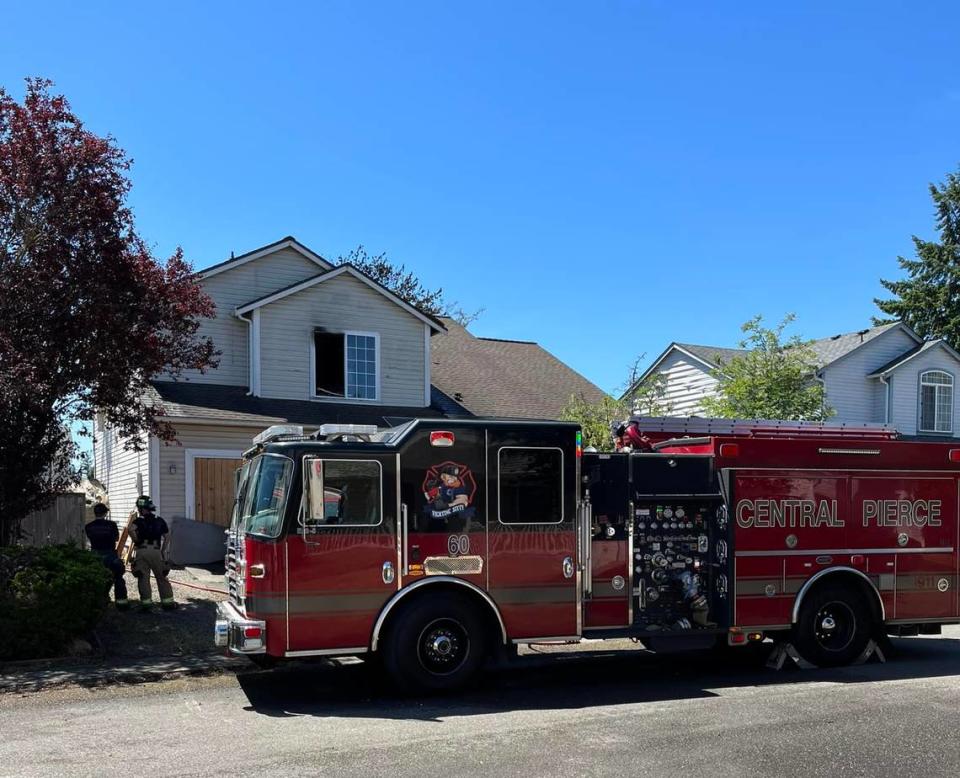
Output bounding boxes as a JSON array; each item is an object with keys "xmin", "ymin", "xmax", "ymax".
[
  {"xmin": 431, "ymin": 634, "xmax": 454, "ymax": 656},
  {"xmin": 418, "ymin": 618, "xmax": 469, "ymax": 676},
  {"xmin": 814, "ymin": 601, "xmax": 855, "ymax": 653}
]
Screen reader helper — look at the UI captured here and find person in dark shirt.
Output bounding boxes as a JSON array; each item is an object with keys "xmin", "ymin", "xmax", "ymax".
[{"xmin": 85, "ymin": 503, "xmax": 129, "ymax": 610}]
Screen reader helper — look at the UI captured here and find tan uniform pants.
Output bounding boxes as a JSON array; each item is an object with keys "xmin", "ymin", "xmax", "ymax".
[{"xmin": 132, "ymin": 545, "xmax": 174, "ymax": 606}]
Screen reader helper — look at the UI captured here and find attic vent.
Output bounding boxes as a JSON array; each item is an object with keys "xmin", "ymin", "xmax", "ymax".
[
  {"xmin": 830, "ymin": 334, "xmax": 842, "ymax": 340},
  {"xmin": 454, "ymin": 392, "xmax": 464, "ymax": 402}
]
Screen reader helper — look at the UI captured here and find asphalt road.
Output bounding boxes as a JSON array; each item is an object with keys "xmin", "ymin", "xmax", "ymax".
[{"xmin": 3, "ymin": 630, "xmax": 960, "ymax": 778}]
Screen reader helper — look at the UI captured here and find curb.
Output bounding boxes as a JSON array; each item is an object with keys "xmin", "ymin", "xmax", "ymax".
[{"xmin": 0, "ymin": 652, "xmax": 247, "ymax": 695}]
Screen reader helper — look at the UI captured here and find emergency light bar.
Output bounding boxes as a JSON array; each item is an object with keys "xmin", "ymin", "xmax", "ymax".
[
  {"xmin": 253, "ymin": 425, "xmax": 305, "ymax": 445},
  {"xmin": 316, "ymin": 423, "xmax": 378, "ymax": 439}
]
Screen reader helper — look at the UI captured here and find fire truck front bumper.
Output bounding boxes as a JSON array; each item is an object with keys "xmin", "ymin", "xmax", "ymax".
[{"xmin": 215, "ymin": 601, "xmax": 266, "ymax": 654}]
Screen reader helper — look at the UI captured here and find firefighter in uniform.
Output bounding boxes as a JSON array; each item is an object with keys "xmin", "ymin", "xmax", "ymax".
[
  {"xmin": 129, "ymin": 496, "xmax": 176, "ymax": 611},
  {"xmin": 85, "ymin": 503, "xmax": 130, "ymax": 610}
]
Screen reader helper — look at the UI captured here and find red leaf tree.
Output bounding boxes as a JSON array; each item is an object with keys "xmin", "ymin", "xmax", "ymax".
[{"xmin": 0, "ymin": 79, "xmax": 217, "ymax": 544}]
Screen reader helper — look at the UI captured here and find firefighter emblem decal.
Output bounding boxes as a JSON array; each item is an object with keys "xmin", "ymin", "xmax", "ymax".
[{"xmin": 421, "ymin": 461, "xmax": 477, "ymax": 531}]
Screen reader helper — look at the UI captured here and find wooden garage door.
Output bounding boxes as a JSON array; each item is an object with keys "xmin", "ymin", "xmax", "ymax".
[{"xmin": 194, "ymin": 457, "xmax": 244, "ymax": 526}]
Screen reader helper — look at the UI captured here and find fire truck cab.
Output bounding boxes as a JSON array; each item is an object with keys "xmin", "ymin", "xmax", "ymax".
[{"xmin": 215, "ymin": 417, "xmax": 960, "ymax": 691}]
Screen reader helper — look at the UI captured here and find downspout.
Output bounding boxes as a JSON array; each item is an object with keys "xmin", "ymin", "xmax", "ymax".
[
  {"xmin": 814, "ymin": 370, "xmax": 827, "ymax": 420},
  {"xmin": 879, "ymin": 375, "xmax": 891, "ymax": 425},
  {"xmin": 236, "ymin": 311, "xmax": 255, "ymax": 396}
]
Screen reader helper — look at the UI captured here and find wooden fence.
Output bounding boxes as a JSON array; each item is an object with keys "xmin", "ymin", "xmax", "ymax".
[{"xmin": 18, "ymin": 493, "xmax": 87, "ymax": 547}]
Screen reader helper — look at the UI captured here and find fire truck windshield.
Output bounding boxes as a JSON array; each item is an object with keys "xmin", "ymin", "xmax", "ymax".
[{"xmin": 237, "ymin": 453, "xmax": 293, "ymax": 538}]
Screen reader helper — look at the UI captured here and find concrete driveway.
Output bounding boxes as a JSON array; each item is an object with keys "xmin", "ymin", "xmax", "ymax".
[{"xmin": 2, "ymin": 629, "xmax": 959, "ymax": 777}]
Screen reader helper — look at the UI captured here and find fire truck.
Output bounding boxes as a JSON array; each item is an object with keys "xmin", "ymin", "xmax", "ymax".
[{"xmin": 214, "ymin": 416, "xmax": 960, "ymax": 691}]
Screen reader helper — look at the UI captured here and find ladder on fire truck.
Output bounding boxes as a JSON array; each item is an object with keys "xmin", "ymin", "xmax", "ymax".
[{"xmin": 626, "ymin": 416, "xmax": 899, "ymax": 441}]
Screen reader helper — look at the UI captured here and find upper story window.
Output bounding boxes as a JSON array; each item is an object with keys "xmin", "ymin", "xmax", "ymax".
[
  {"xmin": 919, "ymin": 370, "xmax": 953, "ymax": 434},
  {"xmin": 313, "ymin": 330, "xmax": 379, "ymax": 401}
]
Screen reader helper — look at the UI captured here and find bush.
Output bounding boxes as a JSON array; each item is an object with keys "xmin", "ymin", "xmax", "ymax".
[{"xmin": 0, "ymin": 544, "xmax": 112, "ymax": 661}]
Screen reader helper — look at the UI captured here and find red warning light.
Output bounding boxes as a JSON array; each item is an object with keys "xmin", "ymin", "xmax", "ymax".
[{"xmin": 430, "ymin": 431, "xmax": 455, "ymax": 447}]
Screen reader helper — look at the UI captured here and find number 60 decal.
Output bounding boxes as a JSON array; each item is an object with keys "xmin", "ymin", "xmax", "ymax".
[{"xmin": 447, "ymin": 534, "xmax": 470, "ymax": 556}]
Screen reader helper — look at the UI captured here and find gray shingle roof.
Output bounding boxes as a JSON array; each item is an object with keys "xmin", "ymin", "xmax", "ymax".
[
  {"xmin": 677, "ymin": 323, "xmax": 909, "ymax": 371},
  {"xmin": 430, "ymin": 318, "xmax": 608, "ymax": 419},
  {"xmin": 677, "ymin": 343, "xmax": 748, "ymax": 367},
  {"xmin": 806, "ymin": 322, "xmax": 904, "ymax": 366},
  {"xmin": 147, "ymin": 381, "xmax": 445, "ymax": 427}
]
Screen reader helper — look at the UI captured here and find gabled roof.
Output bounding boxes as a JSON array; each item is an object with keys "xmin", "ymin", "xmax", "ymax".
[
  {"xmin": 676, "ymin": 343, "xmax": 747, "ymax": 368},
  {"xmin": 623, "ymin": 342, "xmax": 741, "ymax": 399},
  {"xmin": 630, "ymin": 323, "xmax": 923, "ymax": 397},
  {"xmin": 867, "ymin": 339, "xmax": 960, "ymax": 377},
  {"xmin": 430, "ymin": 318, "xmax": 607, "ymax": 419},
  {"xmin": 808, "ymin": 322, "xmax": 918, "ymax": 367},
  {"xmin": 198, "ymin": 236, "xmax": 333, "ymax": 279},
  {"xmin": 233, "ymin": 264, "xmax": 446, "ymax": 332},
  {"xmin": 147, "ymin": 381, "xmax": 446, "ymax": 427}
]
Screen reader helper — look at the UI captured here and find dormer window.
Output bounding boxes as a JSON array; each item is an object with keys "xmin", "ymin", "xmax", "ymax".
[
  {"xmin": 919, "ymin": 370, "xmax": 953, "ymax": 434},
  {"xmin": 313, "ymin": 330, "xmax": 379, "ymax": 401}
]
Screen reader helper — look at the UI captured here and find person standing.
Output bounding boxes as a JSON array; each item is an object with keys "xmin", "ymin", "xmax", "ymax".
[
  {"xmin": 128, "ymin": 496, "xmax": 176, "ymax": 611},
  {"xmin": 85, "ymin": 502, "xmax": 130, "ymax": 610}
]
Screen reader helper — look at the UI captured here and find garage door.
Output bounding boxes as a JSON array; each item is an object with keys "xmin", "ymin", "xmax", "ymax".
[{"xmin": 194, "ymin": 457, "xmax": 245, "ymax": 526}]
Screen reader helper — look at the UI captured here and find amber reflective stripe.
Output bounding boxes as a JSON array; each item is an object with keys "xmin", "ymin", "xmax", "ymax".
[
  {"xmin": 591, "ymin": 582, "xmax": 628, "ymax": 598},
  {"xmin": 736, "ymin": 573, "xmax": 956, "ymax": 597},
  {"xmin": 490, "ymin": 586, "xmax": 575, "ymax": 605},
  {"xmin": 246, "ymin": 592, "xmax": 389, "ymax": 615}
]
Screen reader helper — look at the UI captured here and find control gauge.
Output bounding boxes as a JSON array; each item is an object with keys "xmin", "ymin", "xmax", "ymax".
[
  {"xmin": 663, "ymin": 507, "xmax": 674, "ymax": 519},
  {"xmin": 675, "ymin": 507, "xmax": 685, "ymax": 519}
]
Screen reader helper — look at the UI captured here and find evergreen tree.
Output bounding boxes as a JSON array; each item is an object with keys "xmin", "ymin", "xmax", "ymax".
[{"xmin": 875, "ymin": 168, "xmax": 960, "ymax": 342}]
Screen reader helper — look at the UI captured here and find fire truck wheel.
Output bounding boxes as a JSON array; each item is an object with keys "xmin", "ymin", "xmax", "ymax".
[
  {"xmin": 793, "ymin": 584, "xmax": 872, "ymax": 667},
  {"xmin": 382, "ymin": 593, "xmax": 488, "ymax": 693}
]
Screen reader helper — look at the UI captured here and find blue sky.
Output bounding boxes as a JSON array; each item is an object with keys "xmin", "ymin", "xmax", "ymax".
[{"xmin": 3, "ymin": 1, "xmax": 960, "ymax": 397}]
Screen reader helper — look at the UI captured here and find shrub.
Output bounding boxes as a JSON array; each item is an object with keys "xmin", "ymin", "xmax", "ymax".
[{"xmin": 0, "ymin": 544, "xmax": 112, "ymax": 661}]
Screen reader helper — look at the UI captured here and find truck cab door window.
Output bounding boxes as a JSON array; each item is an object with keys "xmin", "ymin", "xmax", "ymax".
[
  {"xmin": 498, "ymin": 447, "xmax": 564, "ymax": 524},
  {"xmin": 303, "ymin": 459, "xmax": 382, "ymax": 528}
]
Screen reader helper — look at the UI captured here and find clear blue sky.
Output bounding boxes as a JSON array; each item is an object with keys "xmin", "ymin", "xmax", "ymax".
[{"xmin": 4, "ymin": 1, "xmax": 960, "ymax": 396}]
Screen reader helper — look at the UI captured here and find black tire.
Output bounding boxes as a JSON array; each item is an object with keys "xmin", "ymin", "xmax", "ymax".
[
  {"xmin": 382, "ymin": 592, "xmax": 489, "ymax": 693},
  {"xmin": 793, "ymin": 584, "xmax": 873, "ymax": 667}
]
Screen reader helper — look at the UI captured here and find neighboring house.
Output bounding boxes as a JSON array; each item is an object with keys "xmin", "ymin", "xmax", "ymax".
[
  {"xmin": 628, "ymin": 322, "xmax": 960, "ymax": 438},
  {"xmin": 94, "ymin": 238, "xmax": 605, "ymax": 544},
  {"xmin": 430, "ymin": 317, "xmax": 607, "ymax": 419}
]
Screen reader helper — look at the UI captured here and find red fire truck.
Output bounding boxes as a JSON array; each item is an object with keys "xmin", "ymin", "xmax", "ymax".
[{"xmin": 214, "ymin": 416, "xmax": 960, "ymax": 690}]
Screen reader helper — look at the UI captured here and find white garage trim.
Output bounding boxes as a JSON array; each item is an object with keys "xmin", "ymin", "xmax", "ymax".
[
  {"xmin": 149, "ymin": 435, "xmax": 161, "ymax": 514},
  {"xmin": 184, "ymin": 448, "xmax": 244, "ymax": 520}
]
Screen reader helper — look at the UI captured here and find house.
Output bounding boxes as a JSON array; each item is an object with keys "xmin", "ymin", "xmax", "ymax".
[
  {"xmin": 94, "ymin": 237, "xmax": 605, "ymax": 554},
  {"xmin": 628, "ymin": 322, "xmax": 960, "ymax": 438},
  {"xmin": 430, "ymin": 317, "xmax": 607, "ymax": 419}
]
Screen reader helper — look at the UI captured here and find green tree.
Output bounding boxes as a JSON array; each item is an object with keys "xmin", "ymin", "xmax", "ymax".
[
  {"xmin": 339, "ymin": 246, "xmax": 483, "ymax": 326},
  {"xmin": 560, "ymin": 394, "xmax": 625, "ymax": 451},
  {"xmin": 700, "ymin": 314, "xmax": 831, "ymax": 420},
  {"xmin": 560, "ymin": 357, "xmax": 673, "ymax": 451},
  {"xmin": 875, "ymin": 167, "xmax": 960, "ymax": 342}
]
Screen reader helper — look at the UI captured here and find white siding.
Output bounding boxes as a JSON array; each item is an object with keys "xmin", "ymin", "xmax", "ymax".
[
  {"xmin": 160, "ymin": 248, "xmax": 322, "ymax": 387},
  {"xmin": 258, "ymin": 273, "xmax": 427, "ymax": 406},
  {"xmin": 887, "ymin": 348, "xmax": 960, "ymax": 437},
  {"xmin": 820, "ymin": 328, "xmax": 919, "ymax": 424},
  {"xmin": 96, "ymin": 425, "xmax": 149, "ymax": 526},
  {"xmin": 640, "ymin": 350, "xmax": 719, "ymax": 416},
  {"xmin": 156, "ymin": 424, "xmax": 260, "ymax": 518}
]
